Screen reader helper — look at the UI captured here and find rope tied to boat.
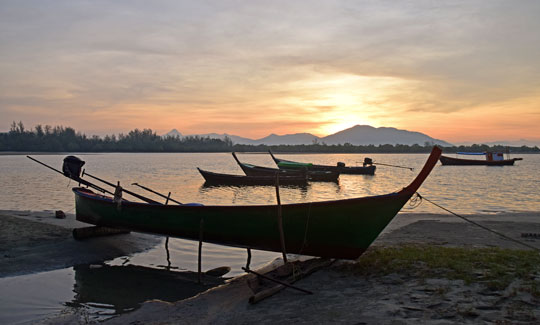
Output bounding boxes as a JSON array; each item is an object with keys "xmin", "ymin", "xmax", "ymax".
[
  {"xmin": 414, "ymin": 192, "xmax": 540, "ymax": 252},
  {"xmin": 404, "ymin": 192, "xmax": 423, "ymax": 210}
]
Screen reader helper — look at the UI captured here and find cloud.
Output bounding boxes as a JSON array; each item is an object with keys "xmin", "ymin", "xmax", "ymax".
[{"xmin": 1, "ymin": 1, "xmax": 539, "ymax": 140}]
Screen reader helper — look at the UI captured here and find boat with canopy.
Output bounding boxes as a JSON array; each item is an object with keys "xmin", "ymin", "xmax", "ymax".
[{"xmin": 439, "ymin": 152, "xmax": 523, "ymax": 166}]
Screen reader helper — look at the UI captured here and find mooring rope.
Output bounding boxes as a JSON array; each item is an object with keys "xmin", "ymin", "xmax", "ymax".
[
  {"xmin": 413, "ymin": 192, "xmax": 540, "ymax": 252},
  {"xmin": 404, "ymin": 193, "xmax": 423, "ymax": 210}
]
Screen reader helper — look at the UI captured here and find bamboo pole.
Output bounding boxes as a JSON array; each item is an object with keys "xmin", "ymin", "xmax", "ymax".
[
  {"xmin": 198, "ymin": 218, "xmax": 204, "ymax": 284},
  {"xmin": 246, "ymin": 248, "xmax": 252, "ymax": 270},
  {"xmin": 165, "ymin": 236, "xmax": 171, "ymax": 270},
  {"xmin": 245, "ymin": 258, "xmax": 333, "ymax": 304},
  {"xmin": 373, "ymin": 162, "xmax": 414, "ymax": 171},
  {"xmin": 242, "ymin": 267, "xmax": 312, "ymax": 295},
  {"xmin": 274, "ymin": 173, "xmax": 287, "ymax": 264},
  {"xmin": 26, "ymin": 156, "xmax": 112, "ymax": 195},
  {"xmin": 131, "ymin": 183, "xmax": 182, "ymax": 205},
  {"xmin": 82, "ymin": 171, "xmax": 161, "ymax": 204}
]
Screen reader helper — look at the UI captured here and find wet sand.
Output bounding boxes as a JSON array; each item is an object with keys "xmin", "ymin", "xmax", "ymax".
[
  {"xmin": 0, "ymin": 210, "xmax": 161, "ymax": 277},
  {"xmin": 2, "ymin": 210, "xmax": 539, "ymax": 324}
]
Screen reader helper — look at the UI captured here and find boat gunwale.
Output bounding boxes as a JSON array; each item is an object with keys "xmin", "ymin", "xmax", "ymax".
[{"xmin": 73, "ymin": 186, "xmax": 403, "ymax": 209}]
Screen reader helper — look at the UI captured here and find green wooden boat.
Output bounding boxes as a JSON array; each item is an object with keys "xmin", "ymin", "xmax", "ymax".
[{"xmin": 74, "ymin": 147, "xmax": 442, "ymax": 259}]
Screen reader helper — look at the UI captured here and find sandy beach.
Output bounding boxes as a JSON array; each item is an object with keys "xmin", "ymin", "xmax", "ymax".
[
  {"xmin": 0, "ymin": 210, "xmax": 161, "ymax": 277},
  {"xmin": 2, "ymin": 210, "xmax": 539, "ymax": 324}
]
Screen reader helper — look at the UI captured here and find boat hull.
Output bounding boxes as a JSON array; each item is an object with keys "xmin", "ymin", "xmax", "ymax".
[
  {"xmin": 269, "ymin": 151, "xmax": 376, "ymax": 175},
  {"xmin": 439, "ymin": 155, "xmax": 519, "ymax": 166},
  {"xmin": 74, "ymin": 188, "xmax": 410, "ymax": 259},
  {"xmin": 197, "ymin": 168, "xmax": 308, "ymax": 186}
]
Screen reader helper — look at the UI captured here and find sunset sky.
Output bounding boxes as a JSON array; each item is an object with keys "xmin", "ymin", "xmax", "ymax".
[{"xmin": 1, "ymin": 1, "xmax": 539, "ymax": 144}]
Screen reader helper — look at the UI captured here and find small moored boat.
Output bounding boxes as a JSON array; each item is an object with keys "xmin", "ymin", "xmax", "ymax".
[
  {"xmin": 268, "ymin": 150, "xmax": 376, "ymax": 175},
  {"xmin": 439, "ymin": 152, "xmax": 523, "ymax": 166},
  {"xmin": 197, "ymin": 168, "xmax": 308, "ymax": 186},
  {"xmin": 232, "ymin": 152, "xmax": 339, "ymax": 182}
]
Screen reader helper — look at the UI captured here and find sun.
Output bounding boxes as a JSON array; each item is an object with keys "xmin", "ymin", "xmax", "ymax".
[
  {"xmin": 317, "ymin": 119, "xmax": 367, "ymax": 136},
  {"xmin": 282, "ymin": 73, "xmax": 393, "ymax": 136},
  {"xmin": 306, "ymin": 93, "xmax": 376, "ymax": 136}
]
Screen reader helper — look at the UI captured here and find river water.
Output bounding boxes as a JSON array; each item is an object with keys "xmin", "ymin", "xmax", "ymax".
[
  {"xmin": 0, "ymin": 152, "xmax": 538, "ymax": 323},
  {"xmin": 2, "ymin": 152, "xmax": 539, "ymax": 213}
]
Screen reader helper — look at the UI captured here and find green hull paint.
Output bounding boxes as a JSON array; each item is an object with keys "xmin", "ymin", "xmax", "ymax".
[{"xmin": 75, "ymin": 190, "xmax": 409, "ymax": 259}]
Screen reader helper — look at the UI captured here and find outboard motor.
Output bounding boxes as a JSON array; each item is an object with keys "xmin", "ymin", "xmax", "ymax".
[
  {"xmin": 363, "ymin": 157, "xmax": 373, "ymax": 167},
  {"xmin": 337, "ymin": 162, "xmax": 346, "ymax": 167},
  {"xmin": 63, "ymin": 156, "xmax": 85, "ymax": 178}
]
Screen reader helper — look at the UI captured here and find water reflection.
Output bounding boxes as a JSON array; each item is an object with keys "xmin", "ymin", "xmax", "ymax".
[
  {"xmin": 69, "ymin": 263, "xmax": 226, "ymax": 314},
  {"xmin": 199, "ymin": 183, "xmax": 311, "ymax": 205}
]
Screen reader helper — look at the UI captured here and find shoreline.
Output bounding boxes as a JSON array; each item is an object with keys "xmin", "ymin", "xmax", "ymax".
[
  {"xmin": 2, "ymin": 210, "xmax": 539, "ymax": 324},
  {"xmin": 0, "ymin": 210, "xmax": 161, "ymax": 278}
]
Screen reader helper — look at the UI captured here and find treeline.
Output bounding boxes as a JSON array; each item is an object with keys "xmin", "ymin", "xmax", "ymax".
[
  {"xmin": 1, "ymin": 121, "xmax": 539, "ymax": 153},
  {"xmin": 0, "ymin": 121, "xmax": 232, "ymax": 152}
]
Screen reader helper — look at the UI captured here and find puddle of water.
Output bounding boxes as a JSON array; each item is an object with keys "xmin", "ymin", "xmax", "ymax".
[
  {"xmin": 0, "ymin": 262, "xmax": 226, "ymax": 324},
  {"xmin": 0, "ymin": 234, "xmax": 279, "ymax": 324},
  {"xmin": 0, "ymin": 268, "xmax": 75, "ymax": 325}
]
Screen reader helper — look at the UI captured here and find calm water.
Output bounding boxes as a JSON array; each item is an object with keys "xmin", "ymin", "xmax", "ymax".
[
  {"xmin": 1, "ymin": 152, "xmax": 539, "ymax": 323},
  {"xmin": 1, "ymin": 152, "xmax": 539, "ymax": 213}
]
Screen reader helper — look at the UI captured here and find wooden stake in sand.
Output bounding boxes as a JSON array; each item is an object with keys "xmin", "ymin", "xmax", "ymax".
[
  {"xmin": 275, "ymin": 173, "xmax": 288, "ymax": 264},
  {"xmin": 198, "ymin": 218, "xmax": 204, "ymax": 284}
]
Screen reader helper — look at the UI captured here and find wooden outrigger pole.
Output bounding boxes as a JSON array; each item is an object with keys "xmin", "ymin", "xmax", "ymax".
[
  {"xmin": 131, "ymin": 183, "xmax": 183, "ymax": 205},
  {"xmin": 26, "ymin": 156, "xmax": 112, "ymax": 195},
  {"xmin": 81, "ymin": 170, "xmax": 161, "ymax": 204}
]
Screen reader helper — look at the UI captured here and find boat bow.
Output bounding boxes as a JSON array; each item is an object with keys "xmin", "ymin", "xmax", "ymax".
[{"xmin": 401, "ymin": 146, "xmax": 441, "ymax": 195}]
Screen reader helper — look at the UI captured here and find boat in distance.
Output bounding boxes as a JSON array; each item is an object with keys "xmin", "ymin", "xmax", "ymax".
[
  {"xmin": 197, "ymin": 168, "xmax": 308, "ymax": 186},
  {"xmin": 73, "ymin": 146, "xmax": 442, "ymax": 259},
  {"xmin": 232, "ymin": 152, "xmax": 339, "ymax": 182},
  {"xmin": 439, "ymin": 152, "xmax": 523, "ymax": 166},
  {"xmin": 268, "ymin": 150, "xmax": 376, "ymax": 175}
]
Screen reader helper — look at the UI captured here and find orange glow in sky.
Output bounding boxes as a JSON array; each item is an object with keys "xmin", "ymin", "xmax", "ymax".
[{"xmin": 1, "ymin": 2, "xmax": 539, "ymax": 145}]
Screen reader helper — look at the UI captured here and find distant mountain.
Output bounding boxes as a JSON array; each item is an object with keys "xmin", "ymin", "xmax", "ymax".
[
  {"xmin": 253, "ymin": 133, "xmax": 319, "ymax": 145},
  {"xmin": 321, "ymin": 125, "xmax": 452, "ymax": 146},
  {"xmin": 162, "ymin": 125, "xmax": 453, "ymax": 146},
  {"xmin": 195, "ymin": 133, "xmax": 256, "ymax": 145},
  {"xmin": 163, "ymin": 129, "xmax": 182, "ymax": 138}
]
